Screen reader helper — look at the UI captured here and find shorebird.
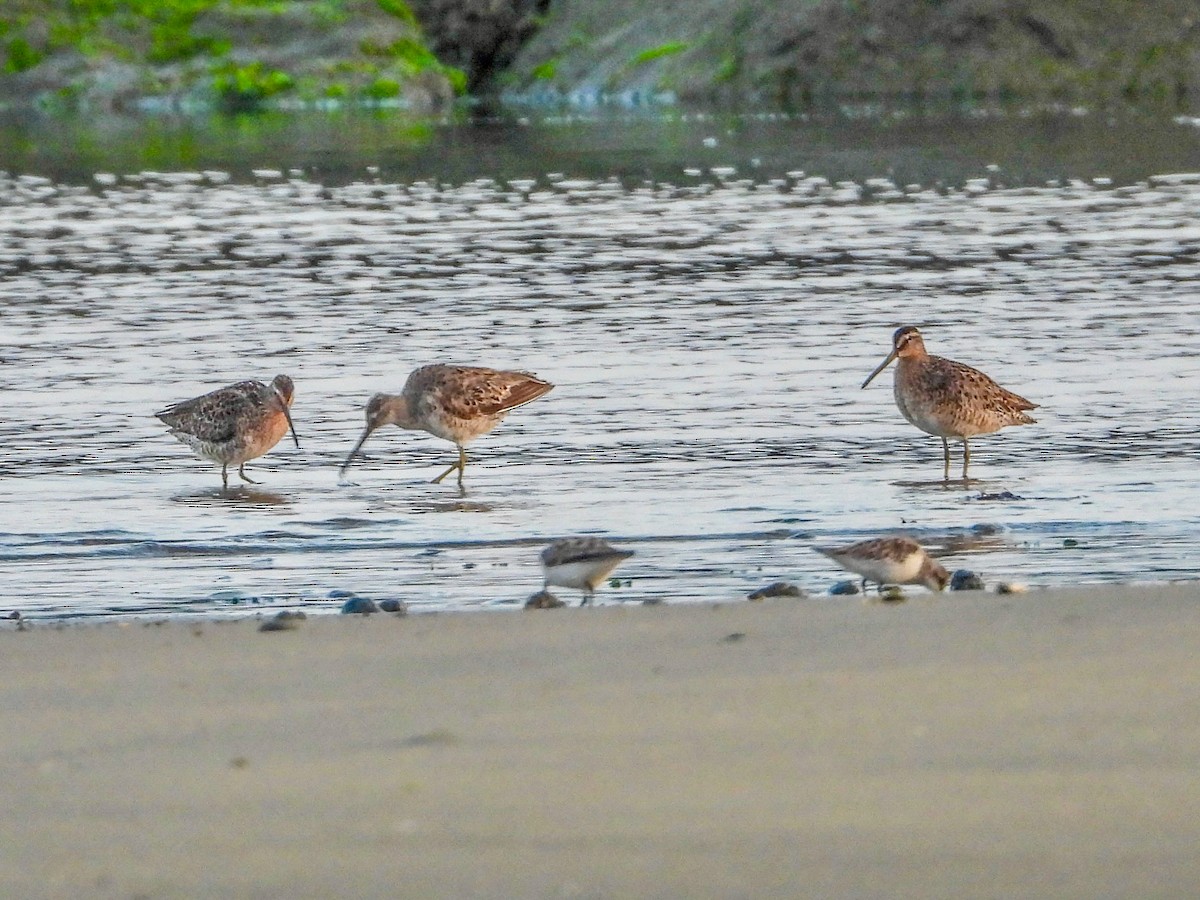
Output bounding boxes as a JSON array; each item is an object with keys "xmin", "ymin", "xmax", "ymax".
[
  {"xmin": 540, "ymin": 537, "xmax": 635, "ymax": 606},
  {"xmin": 814, "ymin": 536, "xmax": 949, "ymax": 594},
  {"xmin": 340, "ymin": 364, "xmax": 553, "ymax": 487},
  {"xmin": 156, "ymin": 375, "xmax": 299, "ymax": 489},
  {"xmin": 861, "ymin": 326, "xmax": 1038, "ymax": 480}
]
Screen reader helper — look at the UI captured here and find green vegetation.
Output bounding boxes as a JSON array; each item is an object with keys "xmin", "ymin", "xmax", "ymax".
[
  {"xmin": 0, "ymin": 0, "xmax": 465, "ymax": 110},
  {"xmin": 211, "ymin": 61, "xmax": 294, "ymax": 110},
  {"xmin": 530, "ymin": 59, "xmax": 557, "ymax": 81},
  {"xmin": 630, "ymin": 41, "xmax": 688, "ymax": 66}
]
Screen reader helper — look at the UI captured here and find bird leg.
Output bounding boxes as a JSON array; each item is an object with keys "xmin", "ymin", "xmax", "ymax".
[
  {"xmin": 962, "ymin": 439, "xmax": 972, "ymax": 480},
  {"xmin": 238, "ymin": 464, "xmax": 260, "ymax": 485},
  {"xmin": 221, "ymin": 463, "xmax": 229, "ymax": 490},
  {"xmin": 432, "ymin": 446, "xmax": 468, "ymax": 486},
  {"xmin": 941, "ymin": 438, "xmax": 951, "ymax": 482}
]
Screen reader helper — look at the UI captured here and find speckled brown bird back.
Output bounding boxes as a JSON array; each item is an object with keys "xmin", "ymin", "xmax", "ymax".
[{"xmin": 407, "ymin": 365, "xmax": 554, "ymax": 446}]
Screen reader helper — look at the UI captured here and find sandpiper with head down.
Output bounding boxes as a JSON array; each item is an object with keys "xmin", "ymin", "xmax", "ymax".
[
  {"xmin": 815, "ymin": 536, "xmax": 949, "ymax": 594},
  {"xmin": 340, "ymin": 364, "xmax": 553, "ymax": 488},
  {"xmin": 541, "ymin": 537, "xmax": 635, "ymax": 606},
  {"xmin": 861, "ymin": 326, "xmax": 1038, "ymax": 480},
  {"xmin": 156, "ymin": 375, "xmax": 299, "ymax": 489}
]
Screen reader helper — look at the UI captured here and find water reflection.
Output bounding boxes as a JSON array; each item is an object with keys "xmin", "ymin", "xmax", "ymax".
[{"xmin": 170, "ymin": 487, "xmax": 292, "ymax": 507}]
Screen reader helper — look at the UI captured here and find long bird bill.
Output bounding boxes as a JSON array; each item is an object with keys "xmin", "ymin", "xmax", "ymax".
[
  {"xmin": 339, "ymin": 424, "xmax": 375, "ymax": 475},
  {"xmin": 275, "ymin": 390, "xmax": 301, "ymax": 448},
  {"xmin": 861, "ymin": 347, "xmax": 899, "ymax": 389}
]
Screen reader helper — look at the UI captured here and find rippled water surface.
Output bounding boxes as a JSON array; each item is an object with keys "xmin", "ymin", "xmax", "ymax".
[{"xmin": 3, "ymin": 112, "xmax": 1200, "ymax": 619}]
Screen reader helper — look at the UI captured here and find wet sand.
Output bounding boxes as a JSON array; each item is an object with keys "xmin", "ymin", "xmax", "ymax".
[{"xmin": 3, "ymin": 585, "xmax": 1199, "ymax": 898}]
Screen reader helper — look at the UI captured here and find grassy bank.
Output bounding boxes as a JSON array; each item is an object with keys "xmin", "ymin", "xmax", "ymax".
[{"xmin": 0, "ymin": 0, "xmax": 465, "ymax": 111}]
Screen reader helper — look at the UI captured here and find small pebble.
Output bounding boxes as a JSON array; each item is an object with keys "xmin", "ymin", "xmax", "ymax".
[
  {"xmin": 378, "ymin": 599, "xmax": 408, "ymax": 615},
  {"xmin": 722, "ymin": 632, "xmax": 746, "ymax": 643},
  {"xmin": 950, "ymin": 569, "xmax": 986, "ymax": 591},
  {"xmin": 340, "ymin": 597, "xmax": 379, "ymax": 615},
  {"xmin": 877, "ymin": 586, "xmax": 907, "ymax": 603},
  {"xmin": 642, "ymin": 596, "xmax": 664, "ymax": 606},
  {"xmin": 829, "ymin": 580, "xmax": 860, "ymax": 596},
  {"xmin": 994, "ymin": 582, "xmax": 1028, "ymax": 595},
  {"xmin": 747, "ymin": 581, "xmax": 805, "ymax": 601},
  {"xmin": 525, "ymin": 590, "xmax": 564, "ymax": 609}
]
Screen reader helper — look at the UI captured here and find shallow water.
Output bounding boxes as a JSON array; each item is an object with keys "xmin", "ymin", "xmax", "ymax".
[{"xmin": 3, "ymin": 112, "xmax": 1200, "ymax": 619}]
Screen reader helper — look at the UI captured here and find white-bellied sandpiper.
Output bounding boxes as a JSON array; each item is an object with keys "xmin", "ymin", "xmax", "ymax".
[
  {"xmin": 815, "ymin": 536, "xmax": 949, "ymax": 593},
  {"xmin": 540, "ymin": 537, "xmax": 635, "ymax": 606}
]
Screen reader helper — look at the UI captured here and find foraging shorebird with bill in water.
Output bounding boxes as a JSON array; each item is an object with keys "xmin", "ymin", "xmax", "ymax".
[
  {"xmin": 540, "ymin": 537, "xmax": 635, "ymax": 606},
  {"xmin": 815, "ymin": 536, "xmax": 949, "ymax": 594},
  {"xmin": 340, "ymin": 364, "xmax": 553, "ymax": 488},
  {"xmin": 861, "ymin": 326, "xmax": 1038, "ymax": 480},
  {"xmin": 156, "ymin": 375, "xmax": 299, "ymax": 489}
]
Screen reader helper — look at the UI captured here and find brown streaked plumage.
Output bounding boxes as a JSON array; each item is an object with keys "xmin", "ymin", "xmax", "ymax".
[
  {"xmin": 814, "ymin": 536, "xmax": 949, "ymax": 594},
  {"xmin": 156, "ymin": 375, "xmax": 299, "ymax": 489},
  {"xmin": 862, "ymin": 326, "xmax": 1038, "ymax": 480},
  {"xmin": 340, "ymin": 364, "xmax": 553, "ymax": 487},
  {"xmin": 540, "ymin": 537, "xmax": 635, "ymax": 606}
]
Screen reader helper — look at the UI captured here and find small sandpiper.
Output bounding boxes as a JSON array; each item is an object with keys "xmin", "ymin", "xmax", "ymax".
[
  {"xmin": 861, "ymin": 326, "xmax": 1038, "ymax": 480},
  {"xmin": 540, "ymin": 537, "xmax": 635, "ymax": 606},
  {"xmin": 814, "ymin": 536, "xmax": 949, "ymax": 594},
  {"xmin": 156, "ymin": 375, "xmax": 299, "ymax": 489},
  {"xmin": 340, "ymin": 364, "xmax": 553, "ymax": 487}
]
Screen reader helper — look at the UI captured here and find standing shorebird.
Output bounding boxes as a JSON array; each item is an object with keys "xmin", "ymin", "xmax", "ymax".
[
  {"xmin": 540, "ymin": 537, "xmax": 635, "ymax": 606},
  {"xmin": 861, "ymin": 326, "xmax": 1038, "ymax": 480},
  {"xmin": 340, "ymin": 364, "xmax": 553, "ymax": 487},
  {"xmin": 156, "ymin": 375, "xmax": 299, "ymax": 489},
  {"xmin": 814, "ymin": 536, "xmax": 949, "ymax": 594}
]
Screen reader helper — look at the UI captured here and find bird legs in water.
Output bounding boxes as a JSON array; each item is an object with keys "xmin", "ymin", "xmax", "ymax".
[
  {"xmin": 219, "ymin": 463, "xmax": 260, "ymax": 490},
  {"xmin": 431, "ymin": 446, "xmax": 468, "ymax": 487},
  {"xmin": 941, "ymin": 438, "xmax": 972, "ymax": 482}
]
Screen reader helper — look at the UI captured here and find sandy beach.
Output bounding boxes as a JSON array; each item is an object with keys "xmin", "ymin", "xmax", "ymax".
[{"xmin": 3, "ymin": 585, "xmax": 1199, "ymax": 898}]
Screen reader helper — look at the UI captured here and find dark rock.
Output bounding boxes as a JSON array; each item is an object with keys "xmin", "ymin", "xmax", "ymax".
[
  {"xmin": 950, "ymin": 569, "xmax": 986, "ymax": 591},
  {"xmin": 378, "ymin": 599, "xmax": 408, "ymax": 615},
  {"xmin": 829, "ymin": 580, "xmax": 860, "ymax": 596},
  {"xmin": 340, "ymin": 597, "xmax": 379, "ymax": 615}
]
